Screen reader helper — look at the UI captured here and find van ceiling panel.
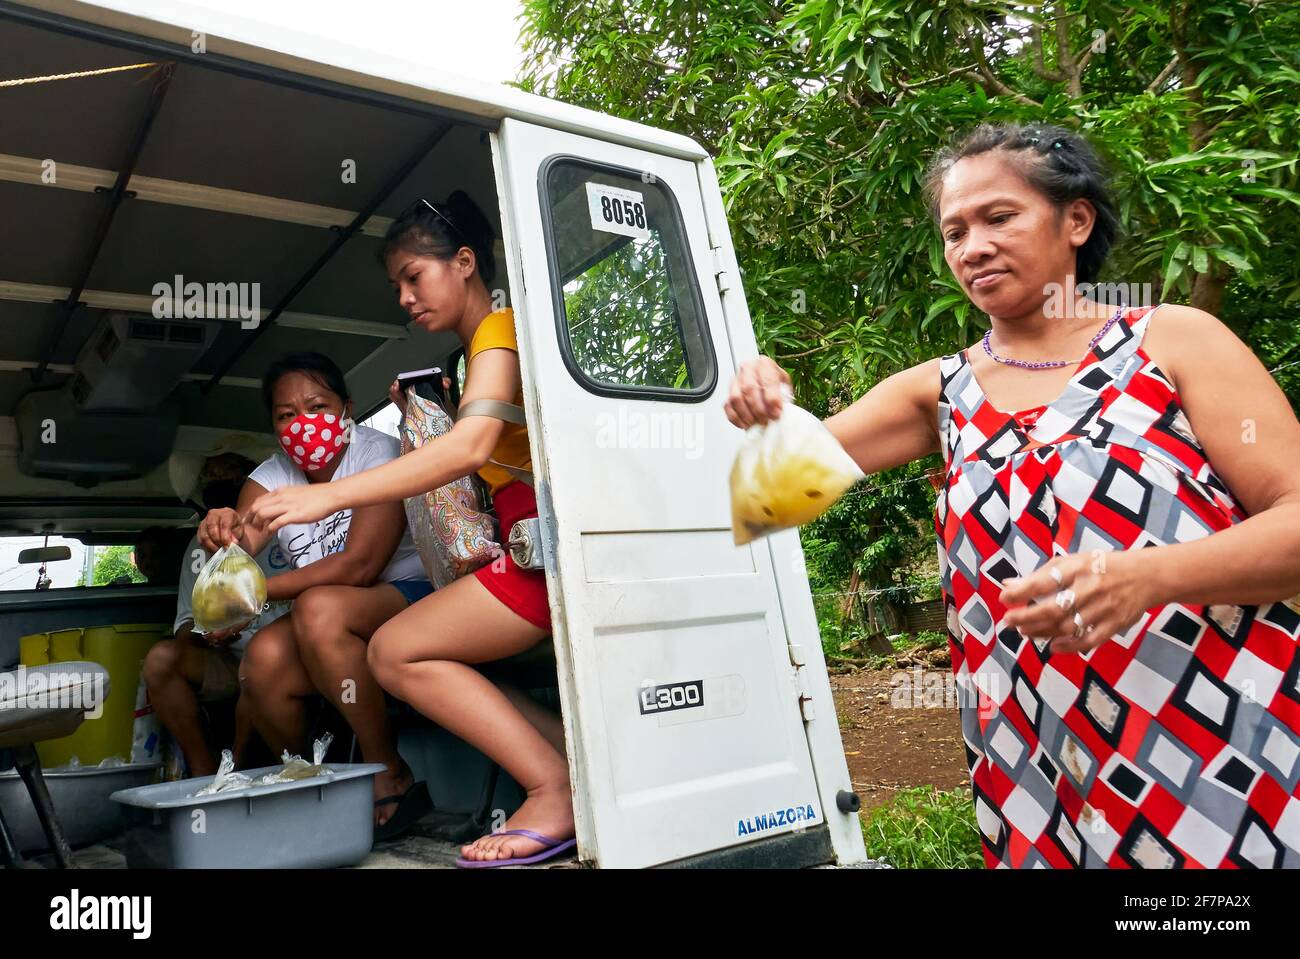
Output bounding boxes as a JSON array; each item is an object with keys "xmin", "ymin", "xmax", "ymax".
[
  {"xmin": 368, "ymin": 124, "xmax": 497, "ymax": 219},
  {"xmin": 0, "ymin": 20, "xmax": 162, "ymax": 170},
  {"xmin": 0, "ymin": 182, "xmax": 107, "ymax": 286},
  {"xmin": 1, "ymin": 13, "xmax": 495, "ymax": 435},
  {"xmin": 0, "ymin": 301, "xmax": 68, "ymax": 361},
  {"xmin": 0, "ymin": 372, "xmax": 39, "ymax": 413},
  {"xmin": 80, "ymin": 198, "xmax": 333, "ymax": 296},
  {"xmin": 171, "ymin": 381, "xmax": 276, "ymax": 431},
  {"xmin": 132, "ymin": 62, "xmax": 441, "ymax": 208},
  {"xmin": 285, "ymin": 237, "xmax": 405, "ymax": 322},
  {"xmin": 195, "ymin": 323, "xmax": 391, "ymax": 385}
]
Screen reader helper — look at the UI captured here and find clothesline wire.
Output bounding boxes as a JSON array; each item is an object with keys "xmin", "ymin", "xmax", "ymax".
[
  {"xmin": 0, "ymin": 61, "xmax": 160, "ymax": 89},
  {"xmin": 811, "ymin": 581, "xmax": 940, "ymax": 600}
]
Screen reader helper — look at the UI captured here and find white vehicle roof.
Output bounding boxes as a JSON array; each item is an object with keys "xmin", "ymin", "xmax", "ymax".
[{"xmin": 20, "ymin": 0, "xmax": 710, "ymax": 160}]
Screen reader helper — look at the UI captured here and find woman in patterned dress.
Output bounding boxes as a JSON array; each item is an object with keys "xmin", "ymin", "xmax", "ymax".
[{"xmin": 725, "ymin": 122, "xmax": 1300, "ymax": 868}]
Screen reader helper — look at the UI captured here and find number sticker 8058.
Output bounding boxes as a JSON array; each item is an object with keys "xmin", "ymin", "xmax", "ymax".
[{"xmin": 599, "ymin": 194, "xmax": 646, "ymax": 230}]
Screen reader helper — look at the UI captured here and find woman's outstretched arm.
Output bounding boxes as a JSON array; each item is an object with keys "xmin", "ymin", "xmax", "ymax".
[
  {"xmin": 726, "ymin": 355, "xmax": 943, "ymax": 475},
  {"xmin": 244, "ymin": 349, "xmax": 519, "ymax": 533}
]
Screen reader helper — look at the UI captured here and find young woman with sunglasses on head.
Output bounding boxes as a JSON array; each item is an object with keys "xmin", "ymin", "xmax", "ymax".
[{"xmin": 244, "ymin": 192, "xmax": 572, "ymax": 867}]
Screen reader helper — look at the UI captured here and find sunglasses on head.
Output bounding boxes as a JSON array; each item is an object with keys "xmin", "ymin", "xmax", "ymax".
[{"xmin": 399, "ymin": 197, "xmax": 468, "ymax": 246}]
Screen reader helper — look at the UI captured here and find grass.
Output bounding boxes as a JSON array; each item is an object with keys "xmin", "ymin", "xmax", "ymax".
[{"xmin": 861, "ymin": 785, "xmax": 984, "ymax": 869}]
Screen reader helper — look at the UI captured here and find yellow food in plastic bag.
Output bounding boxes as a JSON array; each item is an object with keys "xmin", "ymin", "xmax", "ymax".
[
  {"xmin": 191, "ymin": 543, "xmax": 267, "ymax": 634},
  {"xmin": 730, "ymin": 395, "xmax": 864, "ymax": 545}
]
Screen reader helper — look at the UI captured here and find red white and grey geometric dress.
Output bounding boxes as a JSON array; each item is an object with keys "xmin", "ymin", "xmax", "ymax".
[{"xmin": 935, "ymin": 303, "xmax": 1300, "ymax": 868}]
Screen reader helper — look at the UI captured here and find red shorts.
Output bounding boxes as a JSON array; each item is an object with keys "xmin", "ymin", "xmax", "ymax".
[{"xmin": 473, "ymin": 481, "xmax": 552, "ymax": 631}]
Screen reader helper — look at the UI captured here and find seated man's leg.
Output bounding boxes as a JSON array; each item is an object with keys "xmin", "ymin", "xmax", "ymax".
[
  {"xmin": 142, "ymin": 637, "xmax": 232, "ymax": 777},
  {"xmin": 239, "ymin": 617, "xmax": 315, "ymax": 758},
  {"xmin": 232, "ymin": 692, "xmax": 256, "ymax": 768}
]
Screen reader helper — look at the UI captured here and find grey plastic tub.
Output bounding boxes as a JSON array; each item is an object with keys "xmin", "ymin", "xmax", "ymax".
[
  {"xmin": 110, "ymin": 762, "xmax": 387, "ymax": 869},
  {"xmin": 0, "ymin": 761, "xmax": 160, "ymax": 851}
]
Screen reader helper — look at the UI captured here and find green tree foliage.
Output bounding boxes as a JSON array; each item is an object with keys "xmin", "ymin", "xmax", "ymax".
[
  {"xmin": 562, "ymin": 235, "xmax": 693, "ymax": 388},
  {"xmin": 519, "ymin": 0, "xmax": 1300, "ymax": 397},
  {"xmin": 517, "ymin": 0, "xmax": 1300, "ymax": 621},
  {"xmin": 91, "ymin": 545, "xmax": 144, "ymax": 586}
]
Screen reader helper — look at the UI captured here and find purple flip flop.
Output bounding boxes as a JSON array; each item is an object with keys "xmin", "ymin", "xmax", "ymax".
[{"xmin": 455, "ymin": 828, "xmax": 577, "ymax": 869}]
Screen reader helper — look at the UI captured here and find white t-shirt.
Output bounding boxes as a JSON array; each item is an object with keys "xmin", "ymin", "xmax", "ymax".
[
  {"xmin": 247, "ymin": 424, "xmax": 425, "ymax": 585},
  {"xmin": 176, "ymin": 535, "xmax": 291, "ymax": 652}
]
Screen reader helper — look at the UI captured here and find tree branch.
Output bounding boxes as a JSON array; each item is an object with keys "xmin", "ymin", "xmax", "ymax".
[
  {"xmin": 1170, "ymin": 3, "xmax": 1211, "ymax": 148},
  {"xmin": 1145, "ymin": 53, "xmax": 1179, "ymax": 93},
  {"xmin": 962, "ymin": 27, "xmax": 1042, "ymax": 107},
  {"xmin": 1029, "ymin": 22, "xmax": 1065, "ymax": 82},
  {"xmin": 1074, "ymin": 26, "xmax": 1118, "ymax": 87},
  {"xmin": 776, "ymin": 340, "xmax": 853, "ymax": 360},
  {"xmin": 1055, "ymin": 9, "xmax": 1078, "ymax": 79},
  {"xmin": 897, "ymin": 62, "xmax": 980, "ymax": 93}
]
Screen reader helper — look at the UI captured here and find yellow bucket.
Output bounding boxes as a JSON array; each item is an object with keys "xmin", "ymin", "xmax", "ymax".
[{"xmin": 20, "ymin": 624, "xmax": 169, "ymax": 767}]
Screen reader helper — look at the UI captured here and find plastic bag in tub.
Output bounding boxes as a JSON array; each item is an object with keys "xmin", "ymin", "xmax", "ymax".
[
  {"xmin": 729, "ymin": 389, "xmax": 864, "ymax": 545},
  {"xmin": 191, "ymin": 543, "xmax": 267, "ymax": 634}
]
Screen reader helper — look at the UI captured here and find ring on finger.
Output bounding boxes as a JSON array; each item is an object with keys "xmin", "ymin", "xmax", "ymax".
[
  {"xmin": 1048, "ymin": 566, "xmax": 1065, "ymax": 587},
  {"xmin": 1054, "ymin": 588, "xmax": 1076, "ymax": 612},
  {"xmin": 1072, "ymin": 612, "xmax": 1087, "ymax": 638}
]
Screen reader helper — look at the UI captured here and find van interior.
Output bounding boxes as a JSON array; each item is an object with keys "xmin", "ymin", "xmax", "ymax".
[{"xmin": 0, "ymin": 9, "xmax": 550, "ymax": 867}]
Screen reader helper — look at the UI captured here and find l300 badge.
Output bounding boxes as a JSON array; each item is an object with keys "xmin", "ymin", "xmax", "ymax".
[{"xmin": 638, "ymin": 679, "xmax": 704, "ymax": 715}]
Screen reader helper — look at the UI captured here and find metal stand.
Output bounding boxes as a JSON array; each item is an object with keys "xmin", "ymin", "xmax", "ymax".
[
  {"xmin": 12, "ymin": 745, "xmax": 75, "ymax": 869},
  {"xmin": 0, "ymin": 801, "xmax": 21, "ymax": 867}
]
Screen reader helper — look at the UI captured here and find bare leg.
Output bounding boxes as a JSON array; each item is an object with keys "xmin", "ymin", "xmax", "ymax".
[
  {"xmin": 238, "ymin": 617, "xmax": 314, "ymax": 757},
  {"xmin": 142, "ymin": 638, "xmax": 217, "ymax": 776},
  {"xmin": 368, "ymin": 575, "xmax": 569, "ymax": 863},
  {"xmin": 231, "ymin": 694, "xmax": 255, "ymax": 768},
  {"xmin": 290, "ymin": 583, "xmax": 413, "ymax": 824},
  {"xmin": 496, "ymin": 681, "xmax": 567, "ymax": 758}
]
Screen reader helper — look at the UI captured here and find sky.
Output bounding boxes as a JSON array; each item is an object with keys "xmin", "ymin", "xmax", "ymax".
[{"xmin": 0, "ymin": 537, "xmax": 91, "ymax": 591}]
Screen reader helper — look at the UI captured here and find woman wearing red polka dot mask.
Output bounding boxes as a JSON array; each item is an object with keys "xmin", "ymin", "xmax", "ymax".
[
  {"xmin": 196, "ymin": 351, "xmax": 434, "ymax": 839},
  {"xmin": 279, "ymin": 408, "xmax": 350, "ymax": 471}
]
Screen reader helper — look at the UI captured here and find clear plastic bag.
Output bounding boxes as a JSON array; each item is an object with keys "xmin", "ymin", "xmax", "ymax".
[
  {"xmin": 192, "ymin": 735, "xmax": 333, "ymax": 797},
  {"xmin": 191, "ymin": 543, "xmax": 267, "ymax": 634},
  {"xmin": 256, "ymin": 733, "xmax": 334, "ymax": 784},
  {"xmin": 730, "ymin": 390, "xmax": 864, "ymax": 545},
  {"xmin": 194, "ymin": 749, "xmax": 253, "ymax": 796}
]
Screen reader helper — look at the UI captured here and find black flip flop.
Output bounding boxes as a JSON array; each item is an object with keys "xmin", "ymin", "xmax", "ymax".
[{"xmin": 373, "ymin": 780, "xmax": 433, "ymax": 842}]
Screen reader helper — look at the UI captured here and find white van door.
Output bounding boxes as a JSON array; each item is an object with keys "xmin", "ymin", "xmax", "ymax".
[{"xmin": 494, "ymin": 119, "xmax": 826, "ymax": 868}]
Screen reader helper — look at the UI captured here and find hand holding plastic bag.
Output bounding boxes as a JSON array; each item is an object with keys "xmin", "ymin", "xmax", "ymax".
[
  {"xmin": 191, "ymin": 543, "xmax": 267, "ymax": 635},
  {"xmin": 730, "ymin": 389, "xmax": 864, "ymax": 545}
]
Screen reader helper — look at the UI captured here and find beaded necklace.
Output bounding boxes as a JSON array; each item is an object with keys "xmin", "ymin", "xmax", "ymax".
[{"xmin": 981, "ymin": 306, "xmax": 1123, "ymax": 370}]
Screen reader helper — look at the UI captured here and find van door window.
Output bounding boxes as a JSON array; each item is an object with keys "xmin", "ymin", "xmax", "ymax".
[
  {"xmin": 540, "ymin": 158, "xmax": 716, "ymax": 400},
  {"xmin": 0, "ymin": 536, "xmax": 148, "ymax": 590}
]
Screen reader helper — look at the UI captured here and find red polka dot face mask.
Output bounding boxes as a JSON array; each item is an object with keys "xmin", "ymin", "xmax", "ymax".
[{"xmin": 279, "ymin": 412, "xmax": 350, "ymax": 472}]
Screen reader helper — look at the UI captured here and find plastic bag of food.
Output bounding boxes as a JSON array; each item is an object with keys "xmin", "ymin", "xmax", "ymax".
[
  {"xmin": 191, "ymin": 543, "xmax": 267, "ymax": 634},
  {"xmin": 729, "ymin": 390, "xmax": 864, "ymax": 545},
  {"xmin": 195, "ymin": 749, "xmax": 253, "ymax": 796},
  {"xmin": 256, "ymin": 733, "xmax": 334, "ymax": 784}
]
